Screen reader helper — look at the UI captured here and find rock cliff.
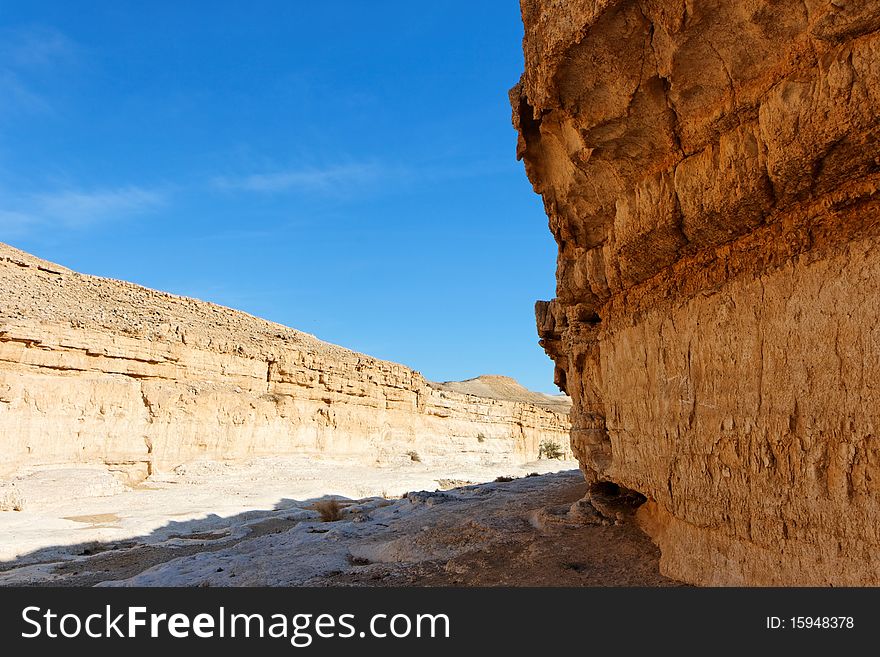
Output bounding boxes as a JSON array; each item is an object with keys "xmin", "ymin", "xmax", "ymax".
[
  {"xmin": 512, "ymin": 0, "xmax": 880, "ymax": 584},
  {"xmin": 0, "ymin": 242, "xmax": 571, "ymax": 484}
]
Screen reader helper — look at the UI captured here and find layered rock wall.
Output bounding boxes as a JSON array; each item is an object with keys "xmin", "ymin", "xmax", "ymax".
[
  {"xmin": 0, "ymin": 244, "xmax": 570, "ymax": 483},
  {"xmin": 513, "ymin": 0, "xmax": 880, "ymax": 584}
]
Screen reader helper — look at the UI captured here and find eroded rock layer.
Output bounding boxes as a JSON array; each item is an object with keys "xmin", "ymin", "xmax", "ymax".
[
  {"xmin": 513, "ymin": 0, "xmax": 880, "ymax": 584},
  {"xmin": 0, "ymin": 243, "xmax": 570, "ymax": 483}
]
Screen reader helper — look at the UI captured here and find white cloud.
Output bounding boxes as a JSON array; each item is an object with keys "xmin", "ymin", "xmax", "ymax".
[
  {"xmin": 213, "ymin": 162, "xmax": 385, "ymax": 194},
  {"xmin": 0, "ymin": 209, "xmax": 37, "ymax": 236},
  {"xmin": 0, "ymin": 25, "xmax": 78, "ymax": 116},
  {"xmin": 35, "ymin": 187, "xmax": 164, "ymax": 227},
  {"xmin": 0, "ymin": 69, "xmax": 52, "ymax": 113},
  {"xmin": 1, "ymin": 26, "xmax": 76, "ymax": 70},
  {"xmin": 0, "ymin": 186, "xmax": 165, "ymax": 236}
]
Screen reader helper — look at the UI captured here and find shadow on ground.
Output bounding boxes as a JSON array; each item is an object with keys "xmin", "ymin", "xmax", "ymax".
[{"xmin": 0, "ymin": 471, "xmax": 684, "ymax": 587}]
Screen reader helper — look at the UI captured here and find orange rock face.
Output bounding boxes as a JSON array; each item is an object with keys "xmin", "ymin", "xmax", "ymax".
[{"xmin": 512, "ymin": 0, "xmax": 880, "ymax": 584}]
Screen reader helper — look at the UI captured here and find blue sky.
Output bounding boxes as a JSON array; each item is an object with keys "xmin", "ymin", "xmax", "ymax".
[{"xmin": 0, "ymin": 1, "xmax": 561, "ymax": 393}]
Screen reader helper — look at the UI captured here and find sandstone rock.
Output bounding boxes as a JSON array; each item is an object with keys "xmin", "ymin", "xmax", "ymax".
[
  {"xmin": 513, "ymin": 0, "xmax": 880, "ymax": 584},
  {"xmin": 0, "ymin": 242, "xmax": 571, "ymax": 482}
]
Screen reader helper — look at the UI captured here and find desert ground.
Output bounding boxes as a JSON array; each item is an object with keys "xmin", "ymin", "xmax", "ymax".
[{"xmin": 0, "ymin": 458, "xmax": 676, "ymax": 587}]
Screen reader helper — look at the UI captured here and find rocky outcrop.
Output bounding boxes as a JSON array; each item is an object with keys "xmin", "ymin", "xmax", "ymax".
[
  {"xmin": 513, "ymin": 0, "xmax": 880, "ymax": 584},
  {"xmin": 0, "ymin": 243, "xmax": 571, "ymax": 483}
]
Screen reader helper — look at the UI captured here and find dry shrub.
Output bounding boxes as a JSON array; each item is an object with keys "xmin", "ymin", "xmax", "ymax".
[
  {"xmin": 313, "ymin": 498, "xmax": 342, "ymax": 522},
  {"xmin": 538, "ymin": 439, "xmax": 564, "ymax": 460}
]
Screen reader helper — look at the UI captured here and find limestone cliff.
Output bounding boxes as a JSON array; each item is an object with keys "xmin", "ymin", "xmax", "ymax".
[
  {"xmin": 0, "ymin": 243, "xmax": 571, "ymax": 483},
  {"xmin": 513, "ymin": 0, "xmax": 880, "ymax": 584}
]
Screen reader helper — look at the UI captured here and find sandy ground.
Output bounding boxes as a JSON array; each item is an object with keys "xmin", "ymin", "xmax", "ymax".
[{"xmin": 0, "ymin": 458, "xmax": 679, "ymax": 587}]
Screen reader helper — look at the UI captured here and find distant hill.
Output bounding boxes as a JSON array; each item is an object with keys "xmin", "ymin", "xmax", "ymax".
[{"xmin": 430, "ymin": 374, "xmax": 571, "ymax": 414}]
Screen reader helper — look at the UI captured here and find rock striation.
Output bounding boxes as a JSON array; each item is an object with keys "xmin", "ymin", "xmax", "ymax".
[
  {"xmin": 513, "ymin": 0, "xmax": 880, "ymax": 584},
  {"xmin": 0, "ymin": 242, "xmax": 571, "ymax": 484}
]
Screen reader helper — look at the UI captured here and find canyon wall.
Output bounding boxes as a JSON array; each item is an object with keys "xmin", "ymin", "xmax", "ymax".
[
  {"xmin": 513, "ymin": 0, "xmax": 880, "ymax": 584},
  {"xmin": 0, "ymin": 243, "xmax": 570, "ymax": 484}
]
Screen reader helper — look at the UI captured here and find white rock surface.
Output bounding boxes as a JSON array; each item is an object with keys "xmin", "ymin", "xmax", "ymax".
[{"xmin": 0, "ymin": 455, "xmax": 579, "ymax": 571}]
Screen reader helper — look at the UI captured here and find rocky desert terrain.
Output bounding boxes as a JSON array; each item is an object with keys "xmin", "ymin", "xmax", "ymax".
[
  {"xmin": 0, "ymin": 240, "xmax": 571, "ymax": 487},
  {"xmin": 0, "ymin": 469, "xmax": 676, "ymax": 587},
  {"xmin": 0, "ymin": 242, "xmax": 605, "ymax": 585},
  {"xmin": 5, "ymin": 0, "xmax": 879, "ymax": 589},
  {"xmin": 513, "ymin": 0, "xmax": 880, "ymax": 584}
]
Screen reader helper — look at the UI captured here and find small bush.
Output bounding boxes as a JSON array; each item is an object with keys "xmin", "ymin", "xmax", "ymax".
[
  {"xmin": 436, "ymin": 478, "xmax": 474, "ymax": 490},
  {"xmin": 476, "ymin": 433, "xmax": 486, "ymax": 443},
  {"xmin": 494, "ymin": 475, "xmax": 514, "ymax": 483},
  {"xmin": 538, "ymin": 440, "xmax": 564, "ymax": 460},
  {"xmin": 312, "ymin": 499, "xmax": 342, "ymax": 522},
  {"xmin": 0, "ymin": 484, "xmax": 24, "ymax": 512},
  {"xmin": 406, "ymin": 450, "xmax": 421, "ymax": 462}
]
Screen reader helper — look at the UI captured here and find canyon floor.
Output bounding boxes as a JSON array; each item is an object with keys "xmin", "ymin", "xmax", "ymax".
[{"xmin": 0, "ymin": 459, "xmax": 678, "ymax": 587}]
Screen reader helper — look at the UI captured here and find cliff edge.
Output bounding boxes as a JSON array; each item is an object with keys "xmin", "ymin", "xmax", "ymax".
[
  {"xmin": 0, "ymin": 242, "xmax": 571, "ymax": 484},
  {"xmin": 512, "ymin": 0, "xmax": 880, "ymax": 584}
]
